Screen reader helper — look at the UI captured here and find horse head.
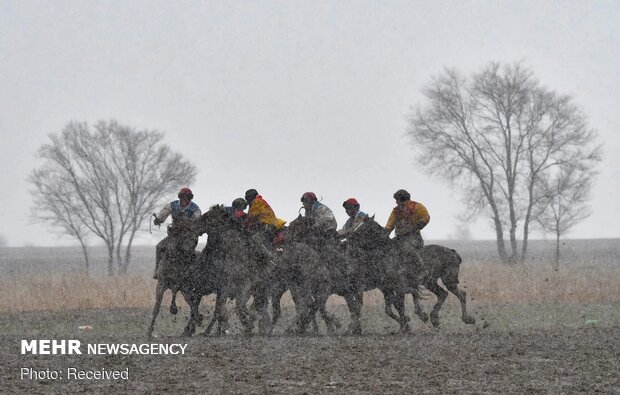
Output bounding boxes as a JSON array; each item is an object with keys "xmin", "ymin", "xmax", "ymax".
[
  {"xmin": 347, "ymin": 214, "xmax": 389, "ymax": 250},
  {"xmin": 286, "ymin": 214, "xmax": 311, "ymax": 241},
  {"xmin": 198, "ymin": 204, "xmax": 232, "ymax": 234}
]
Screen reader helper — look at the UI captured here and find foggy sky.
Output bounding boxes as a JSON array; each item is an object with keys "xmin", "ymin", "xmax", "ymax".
[{"xmin": 1, "ymin": 0, "xmax": 619, "ymax": 247}]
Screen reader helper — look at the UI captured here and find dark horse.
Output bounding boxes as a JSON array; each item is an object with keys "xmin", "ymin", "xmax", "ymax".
[
  {"xmin": 276, "ymin": 214, "xmax": 420, "ymax": 334},
  {"xmin": 194, "ymin": 205, "xmax": 274, "ymax": 335},
  {"xmin": 351, "ymin": 215, "xmax": 476, "ymax": 328},
  {"xmin": 147, "ymin": 224, "xmax": 204, "ymax": 338},
  {"xmin": 270, "ymin": 234, "xmax": 341, "ymax": 334}
]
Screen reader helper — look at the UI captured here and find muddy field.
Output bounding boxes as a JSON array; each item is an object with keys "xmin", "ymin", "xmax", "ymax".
[
  {"xmin": 1, "ymin": 241, "xmax": 618, "ymax": 393},
  {"xmin": 1, "ymin": 302, "xmax": 619, "ymax": 394}
]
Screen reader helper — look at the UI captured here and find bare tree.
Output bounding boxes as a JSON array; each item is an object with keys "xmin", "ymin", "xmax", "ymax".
[
  {"xmin": 408, "ymin": 62, "xmax": 601, "ymax": 264},
  {"xmin": 30, "ymin": 120, "xmax": 197, "ymax": 275},
  {"xmin": 31, "ymin": 168, "xmax": 92, "ymax": 273},
  {"xmin": 536, "ymin": 165, "xmax": 594, "ymax": 269}
]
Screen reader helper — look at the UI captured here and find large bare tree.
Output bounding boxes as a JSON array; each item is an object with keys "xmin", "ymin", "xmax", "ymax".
[
  {"xmin": 408, "ymin": 62, "xmax": 601, "ymax": 264},
  {"xmin": 30, "ymin": 120, "xmax": 197, "ymax": 275}
]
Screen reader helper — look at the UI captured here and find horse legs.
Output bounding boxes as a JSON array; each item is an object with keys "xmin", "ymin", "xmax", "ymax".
[
  {"xmin": 236, "ymin": 282, "xmax": 256, "ymax": 335},
  {"xmin": 444, "ymin": 281, "xmax": 476, "ymax": 325},
  {"xmin": 203, "ymin": 290, "xmax": 228, "ymax": 336},
  {"xmin": 147, "ymin": 280, "xmax": 167, "ymax": 338},
  {"xmin": 393, "ymin": 292, "xmax": 410, "ymax": 333},
  {"xmin": 253, "ymin": 285, "xmax": 273, "ymax": 336},
  {"xmin": 316, "ymin": 285, "xmax": 340, "ymax": 334},
  {"xmin": 425, "ymin": 280, "xmax": 448, "ymax": 328},
  {"xmin": 270, "ymin": 281, "xmax": 287, "ymax": 326},
  {"xmin": 287, "ymin": 285, "xmax": 311, "ymax": 334},
  {"xmin": 410, "ymin": 289, "xmax": 429, "ymax": 323},
  {"xmin": 182, "ymin": 293, "xmax": 200, "ymax": 337},
  {"xmin": 383, "ymin": 290, "xmax": 410, "ymax": 333},
  {"xmin": 344, "ymin": 291, "xmax": 363, "ymax": 335},
  {"xmin": 170, "ymin": 290, "xmax": 178, "ymax": 315}
]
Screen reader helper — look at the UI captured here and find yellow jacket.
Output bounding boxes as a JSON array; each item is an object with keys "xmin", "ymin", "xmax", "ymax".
[
  {"xmin": 248, "ymin": 195, "xmax": 286, "ymax": 229},
  {"xmin": 385, "ymin": 200, "xmax": 429, "ymax": 236}
]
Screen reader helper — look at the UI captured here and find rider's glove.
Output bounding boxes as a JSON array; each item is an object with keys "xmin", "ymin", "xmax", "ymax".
[{"xmin": 153, "ymin": 217, "xmax": 163, "ymax": 226}]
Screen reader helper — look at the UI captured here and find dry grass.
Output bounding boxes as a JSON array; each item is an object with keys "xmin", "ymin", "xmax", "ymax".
[{"xmin": 0, "ymin": 262, "xmax": 618, "ymax": 313}]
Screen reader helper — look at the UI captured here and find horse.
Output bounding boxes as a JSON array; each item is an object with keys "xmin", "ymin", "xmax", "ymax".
[
  {"xmin": 281, "ymin": 214, "xmax": 418, "ymax": 334},
  {"xmin": 194, "ymin": 205, "xmax": 274, "ymax": 336},
  {"xmin": 270, "ymin": 233, "xmax": 341, "ymax": 334},
  {"xmin": 344, "ymin": 214, "xmax": 421, "ymax": 333},
  {"xmin": 351, "ymin": 215, "xmax": 476, "ymax": 328},
  {"xmin": 147, "ymin": 224, "xmax": 202, "ymax": 338}
]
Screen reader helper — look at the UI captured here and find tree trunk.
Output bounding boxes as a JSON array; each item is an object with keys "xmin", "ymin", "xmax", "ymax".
[
  {"xmin": 120, "ymin": 230, "xmax": 137, "ymax": 275},
  {"xmin": 78, "ymin": 238, "xmax": 90, "ymax": 276},
  {"xmin": 520, "ymin": 221, "xmax": 529, "ymax": 264},
  {"xmin": 554, "ymin": 230, "xmax": 560, "ymax": 270},
  {"xmin": 106, "ymin": 242, "xmax": 115, "ymax": 276},
  {"xmin": 508, "ymin": 195, "xmax": 519, "ymax": 265},
  {"xmin": 115, "ymin": 244, "xmax": 124, "ymax": 276},
  {"xmin": 493, "ymin": 216, "xmax": 509, "ymax": 263}
]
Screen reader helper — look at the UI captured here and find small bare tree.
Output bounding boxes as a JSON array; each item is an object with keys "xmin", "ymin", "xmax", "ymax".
[
  {"xmin": 408, "ymin": 62, "xmax": 601, "ymax": 264},
  {"xmin": 31, "ymin": 169, "xmax": 92, "ymax": 273},
  {"xmin": 30, "ymin": 120, "xmax": 197, "ymax": 275},
  {"xmin": 536, "ymin": 165, "xmax": 594, "ymax": 269}
]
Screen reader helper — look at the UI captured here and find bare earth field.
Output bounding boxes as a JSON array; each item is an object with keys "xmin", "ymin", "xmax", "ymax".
[
  {"xmin": 0, "ymin": 240, "xmax": 619, "ymax": 394},
  {"xmin": 1, "ymin": 304, "xmax": 619, "ymax": 394}
]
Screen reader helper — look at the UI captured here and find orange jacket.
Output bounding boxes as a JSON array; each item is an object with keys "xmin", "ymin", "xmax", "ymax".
[
  {"xmin": 248, "ymin": 195, "xmax": 286, "ymax": 229},
  {"xmin": 385, "ymin": 200, "xmax": 430, "ymax": 236}
]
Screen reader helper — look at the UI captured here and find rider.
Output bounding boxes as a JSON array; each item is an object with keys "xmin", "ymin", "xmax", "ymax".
[
  {"xmin": 338, "ymin": 198, "xmax": 368, "ymax": 238},
  {"xmin": 301, "ymin": 192, "xmax": 338, "ymax": 235},
  {"xmin": 224, "ymin": 197, "xmax": 248, "ymax": 227},
  {"xmin": 385, "ymin": 189, "xmax": 429, "ymax": 251},
  {"xmin": 244, "ymin": 189, "xmax": 286, "ymax": 263},
  {"xmin": 152, "ymin": 187, "xmax": 202, "ymax": 279}
]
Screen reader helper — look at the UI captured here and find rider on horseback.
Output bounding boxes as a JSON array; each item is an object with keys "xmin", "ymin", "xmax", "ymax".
[
  {"xmin": 224, "ymin": 197, "xmax": 249, "ymax": 227},
  {"xmin": 338, "ymin": 198, "xmax": 368, "ymax": 238},
  {"xmin": 300, "ymin": 192, "xmax": 337, "ymax": 237},
  {"xmin": 385, "ymin": 189, "xmax": 430, "ymax": 251},
  {"xmin": 244, "ymin": 189, "xmax": 286, "ymax": 264},
  {"xmin": 152, "ymin": 187, "xmax": 202, "ymax": 279}
]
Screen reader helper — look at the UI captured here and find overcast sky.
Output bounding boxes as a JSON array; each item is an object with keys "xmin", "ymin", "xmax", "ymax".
[{"xmin": 1, "ymin": 0, "xmax": 618, "ymax": 247}]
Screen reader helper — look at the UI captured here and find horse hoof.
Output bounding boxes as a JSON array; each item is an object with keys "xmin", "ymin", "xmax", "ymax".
[
  {"xmin": 419, "ymin": 312, "xmax": 429, "ymax": 322},
  {"xmin": 430, "ymin": 314, "xmax": 440, "ymax": 328},
  {"xmin": 463, "ymin": 316, "xmax": 476, "ymax": 325}
]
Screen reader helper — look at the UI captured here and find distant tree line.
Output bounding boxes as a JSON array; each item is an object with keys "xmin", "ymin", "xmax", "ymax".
[
  {"xmin": 408, "ymin": 62, "xmax": 601, "ymax": 265},
  {"xmin": 30, "ymin": 120, "xmax": 196, "ymax": 275}
]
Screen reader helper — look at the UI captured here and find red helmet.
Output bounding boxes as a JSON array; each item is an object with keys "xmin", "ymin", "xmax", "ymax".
[
  {"xmin": 178, "ymin": 188, "xmax": 194, "ymax": 199},
  {"xmin": 301, "ymin": 192, "xmax": 317, "ymax": 203},
  {"xmin": 342, "ymin": 198, "xmax": 360, "ymax": 208}
]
